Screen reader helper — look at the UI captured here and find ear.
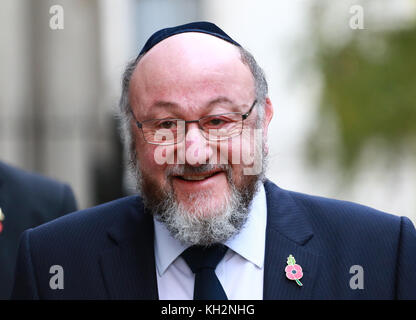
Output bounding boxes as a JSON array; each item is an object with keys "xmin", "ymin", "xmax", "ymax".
[{"xmin": 262, "ymin": 97, "xmax": 274, "ymax": 155}]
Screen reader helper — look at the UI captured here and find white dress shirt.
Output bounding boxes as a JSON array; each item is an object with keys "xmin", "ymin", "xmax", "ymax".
[{"xmin": 154, "ymin": 183, "xmax": 267, "ymax": 300}]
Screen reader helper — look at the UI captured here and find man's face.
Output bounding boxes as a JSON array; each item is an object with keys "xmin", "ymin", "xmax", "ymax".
[{"xmin": 128, "ymin": 33, "xmax": 272, "ymax": 244}]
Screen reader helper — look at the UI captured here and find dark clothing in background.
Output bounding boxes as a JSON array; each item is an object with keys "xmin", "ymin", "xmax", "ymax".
[{"xmin": 0, "ymin": 161, "xmax": 77, "ymax": 299}]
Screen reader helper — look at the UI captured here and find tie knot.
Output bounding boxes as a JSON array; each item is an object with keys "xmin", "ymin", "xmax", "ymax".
[{"xmin": 181, "ymin": 244, "xmax": 228, "ymax": 273}]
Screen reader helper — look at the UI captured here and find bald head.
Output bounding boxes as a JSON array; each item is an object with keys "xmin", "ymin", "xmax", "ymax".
[
  {"xmin": 129, "ymin": 32, "xmax": 255, "ymax": 120},
  {"xmin": 139, "ymin": 32, "xmax": 242, "ymax": 69}
]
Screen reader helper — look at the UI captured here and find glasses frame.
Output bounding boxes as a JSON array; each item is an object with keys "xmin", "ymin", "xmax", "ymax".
[{"xmin": 131, "ymin": 100, "xmax": 257, "ymax": 145}]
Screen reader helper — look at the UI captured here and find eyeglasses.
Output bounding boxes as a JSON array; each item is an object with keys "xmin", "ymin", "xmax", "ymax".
[{"xmin": 131, "ymin": 100, "xmax": 257, "ymax": 145}]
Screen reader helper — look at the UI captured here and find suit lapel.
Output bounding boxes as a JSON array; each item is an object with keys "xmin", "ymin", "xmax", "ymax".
[
  {"xmin": 99, "ymin": 200, "xmax": 158, "ymax": 299},
  {"xmin": 263, "ymin": 181, "xmax": 321, "ymax": 299}
]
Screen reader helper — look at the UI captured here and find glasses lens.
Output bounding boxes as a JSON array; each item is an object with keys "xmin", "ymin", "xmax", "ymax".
[
  {"xmin": 142, "ymin": 119, "xmax": 184, "ymax": 145},
  {"xmin": 140, "ymin": 113, "xmax": 244, "ymax": 145},
  {"xmin": 200, "ymin": 113, "xmax": 243, "ymax": 141}
]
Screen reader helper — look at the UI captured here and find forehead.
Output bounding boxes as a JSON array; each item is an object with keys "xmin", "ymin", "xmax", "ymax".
[{"xmin": 129, "ymin": 33, "xmax": 255, "ymax": 116}]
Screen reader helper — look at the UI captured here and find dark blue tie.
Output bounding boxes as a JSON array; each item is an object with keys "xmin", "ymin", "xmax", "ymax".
[{"xmin": 181, "ymin": 244, "xmax": 228, "ymax": 300}]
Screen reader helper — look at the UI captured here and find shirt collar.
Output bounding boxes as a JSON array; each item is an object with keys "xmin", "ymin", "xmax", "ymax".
[
  {"xmin": 153, "ymin": 183, "xmax": 267, "ymax": 276},
  {"xmin": 224, "ymin": 182, "xmax": 267, "ymax": 269}
]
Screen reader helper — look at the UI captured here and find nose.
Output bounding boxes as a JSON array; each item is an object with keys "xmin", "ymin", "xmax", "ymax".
[{"xmin": 184, "ymin": 123, "xmax": 213, "ymax": 165}]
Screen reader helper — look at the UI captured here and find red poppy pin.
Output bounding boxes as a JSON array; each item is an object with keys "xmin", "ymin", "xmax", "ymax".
[{"xmin": 285, "ymin": 254, "xmax": 303, "ymax": 286}]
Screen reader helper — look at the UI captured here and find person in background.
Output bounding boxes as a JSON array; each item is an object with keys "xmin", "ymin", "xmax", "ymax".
[{"xmin": 0, "ymin": 160, "xmax": 77, "ymax": 298}]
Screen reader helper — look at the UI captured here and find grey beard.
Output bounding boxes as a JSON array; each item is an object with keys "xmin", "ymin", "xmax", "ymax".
[
  {"xmin": 128, "ymin": 137, "xmax": 267, "ymax": 246},
  {"xmin": 151, "ymin": 173, "xmax": 258, "ymax": 247}
]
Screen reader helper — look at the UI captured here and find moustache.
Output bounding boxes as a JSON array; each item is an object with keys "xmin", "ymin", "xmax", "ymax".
[{"xmin": 165, "ymin": 164, "xmax": 233, "ymax": 179}]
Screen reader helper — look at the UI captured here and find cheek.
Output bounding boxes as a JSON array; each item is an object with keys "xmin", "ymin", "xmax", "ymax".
[
  {"xmin": 136, "ymin": 145, "xmax": 167, "ymax": 180},
  {"xmin": 224, "ymin": 129, "xmax": 259, "ymax": 183},
  {"xmin": 225, "ymin": 131, "xmax": 255, "ymax": 164}
]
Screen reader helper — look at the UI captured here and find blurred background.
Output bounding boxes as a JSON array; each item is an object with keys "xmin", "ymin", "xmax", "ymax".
[{"xmin": 1, "ymin": 0, "xmax": 415, "ymax": 223}]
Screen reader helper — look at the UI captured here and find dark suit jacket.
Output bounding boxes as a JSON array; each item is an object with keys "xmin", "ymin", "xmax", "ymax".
[
  {"xmin": 11, "ymin": 180, "xmax": 416, "ymax": 299},
  {"xmin": 0, "ymin": 161, "xmax": 77, "ymax": 299}
]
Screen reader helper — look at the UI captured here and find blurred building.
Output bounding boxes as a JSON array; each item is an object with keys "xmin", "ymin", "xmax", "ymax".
[
  {"xmin": 0, "ymin": 0, "xmax": 203, "ymax": 209},
  {"xmin": 1, "ymin": 0, "xmax": 104, "ymax": 208},
  {"xmin": 1, "ymin": 0, "xmax": 415, "ymax": 224}
]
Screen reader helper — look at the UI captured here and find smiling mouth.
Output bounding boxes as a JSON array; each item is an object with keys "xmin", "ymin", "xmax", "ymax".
[{"xmin": 174, "ymin": 171, "xmax": 223, "ymax": 181}]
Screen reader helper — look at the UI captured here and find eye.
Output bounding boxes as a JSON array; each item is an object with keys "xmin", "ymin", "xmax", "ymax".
[
  {"xmin": 208, "ymin": 118, "xmax": 226, "ymax": 126},
  {"xmin": 158, "ymin": 120, "xmax": 177, "ymax": 129}
]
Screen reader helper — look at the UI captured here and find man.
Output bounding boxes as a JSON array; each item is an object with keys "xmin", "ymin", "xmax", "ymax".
[
  {"xmin": 0, "ymin": 160, "xmax": 77, "ymax": 299},
  {"xmin": 12, "ymin": 22, "xmax": 416, "ymax": 299}
]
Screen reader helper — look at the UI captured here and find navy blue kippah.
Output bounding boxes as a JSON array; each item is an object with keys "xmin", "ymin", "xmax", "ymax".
[{"xmin": 137, "ymin": 21, "xmax": 241, "ymax": 58}]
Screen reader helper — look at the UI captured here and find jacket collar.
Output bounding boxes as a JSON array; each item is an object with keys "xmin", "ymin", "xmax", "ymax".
[
  {"xmin": 263, "ymin": 180, "xmax": 321, "ymax": 299},
  {"xmin": 264, "ymin": 180, "xmax": 314, "ymax": 245},
  {"xmin": 100, "ymin": 197, "xmax": 159, "ymax": 299}
]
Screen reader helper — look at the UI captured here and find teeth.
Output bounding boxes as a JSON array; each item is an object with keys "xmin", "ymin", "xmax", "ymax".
[{"xmin": 180, "ymin": 173, "xmax": 214, "ymax": 181}]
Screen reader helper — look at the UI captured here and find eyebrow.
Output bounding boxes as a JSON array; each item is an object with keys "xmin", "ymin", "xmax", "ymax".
[
  {"xmin": 150, "ymin": 96, "xmax": 236, "ymax": 111},
  {"xmin": 206, "ymin": 96, "xmax": 234, "ymax": 108}
]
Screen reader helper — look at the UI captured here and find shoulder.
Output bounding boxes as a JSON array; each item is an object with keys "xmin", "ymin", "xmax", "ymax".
[
  {"xmin": 26, "ymin": 195, "xmax": 145, "ymax": 247},
  {"xmin": 0, "ymin": 161, "xmax": 77, "ymax": 217},
  {"xmin": 264, "ymin": 180, "xmax": 416, "ymax": 298},
  {"xmin": 289, "ymin": 188, "xmax": 401, "ymax": 231},
  {"xmin": 264, "ymin": 179, "xmax": 405, "ymax": 243},
  {"xmin": 0, "ymin": 161, "xmax": 68, "ymax": 193},
  {"xmin": 12, "ymin": 195, "xmax": 149, "ymax": 299},
  {"xmin": 0, "ymin": 161, "xmax": 73, "ymax": 202}
]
